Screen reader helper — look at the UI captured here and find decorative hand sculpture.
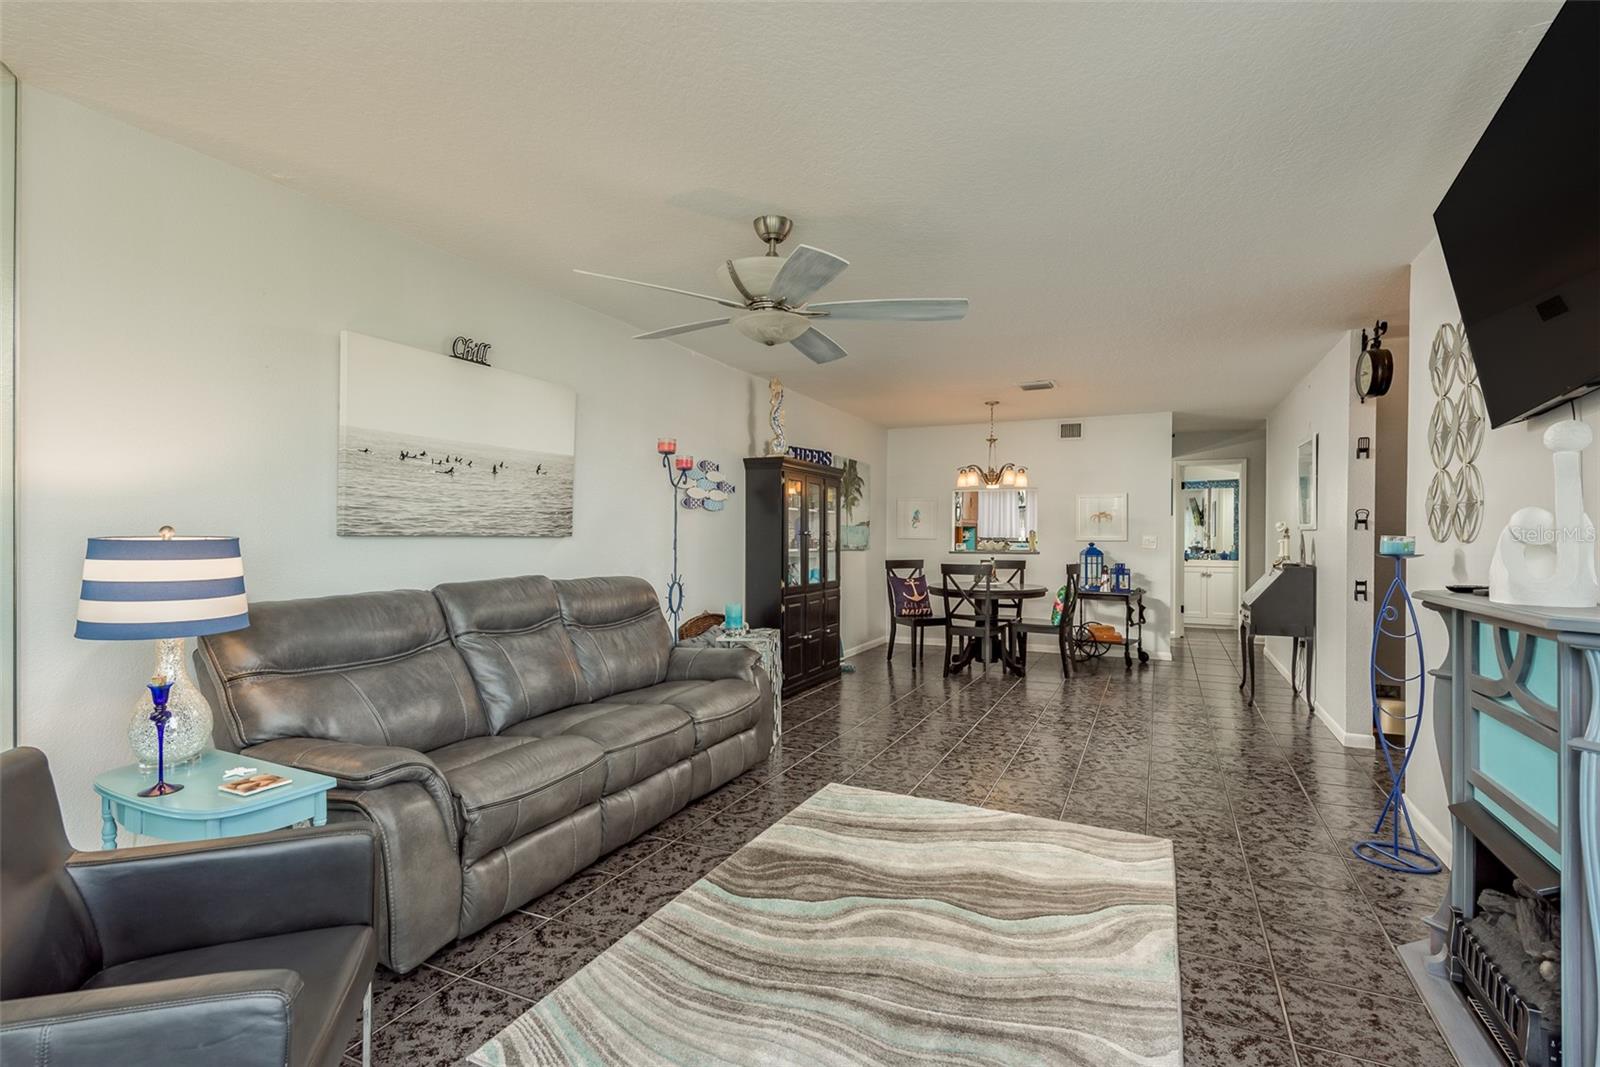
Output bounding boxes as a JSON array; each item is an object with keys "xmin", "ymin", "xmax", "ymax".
[{"xmin": 1490, "ymin": 420, "xmax": 1598, "ymax": 607}]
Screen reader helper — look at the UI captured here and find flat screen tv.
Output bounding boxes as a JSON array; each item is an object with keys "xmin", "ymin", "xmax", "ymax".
[{"xmin": 1434, "ymin": 0, "xmax": 1599, "ymax": 428}]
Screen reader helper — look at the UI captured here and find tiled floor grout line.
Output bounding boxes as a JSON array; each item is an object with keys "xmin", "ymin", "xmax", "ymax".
[
  {"xmin": 968, "ymin": 670, "xmax": 1066, "ymax": 807},
  {"xmin": 846, "ymin": 669, "xmax": 1027, "ymax": 796},
  {"xmin": 1055, "ymin": 675, "xmax": 1110, "ymax": 819},
  {"xmin": 1199, "ymin": 628, "xmax": 1310, "ymax": 1067}
]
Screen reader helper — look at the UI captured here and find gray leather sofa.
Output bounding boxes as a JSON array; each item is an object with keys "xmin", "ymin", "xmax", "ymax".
[
  {"xmin": 0, "ymin": 747, "xmax": 377, "ymax": 1067},
  {"xmin": 194, "ymin": 575, "xmax": 773, "ymax": 973}
]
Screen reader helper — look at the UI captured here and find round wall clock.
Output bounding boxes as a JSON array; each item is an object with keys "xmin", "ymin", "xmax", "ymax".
[{"xmin": 1355, "ymin": 346, "xmax": 1394, "ymax": 400}]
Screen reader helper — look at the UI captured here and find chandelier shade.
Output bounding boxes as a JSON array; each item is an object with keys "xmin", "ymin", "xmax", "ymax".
[{"xmin": 955, "ymin": 401, "xmax": 1028, "ymax": 489}]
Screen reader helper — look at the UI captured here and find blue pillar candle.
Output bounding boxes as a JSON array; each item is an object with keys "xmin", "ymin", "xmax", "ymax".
[{"xmin": 725, "ymin": 603, "xmax": 744, "ymax": 630}]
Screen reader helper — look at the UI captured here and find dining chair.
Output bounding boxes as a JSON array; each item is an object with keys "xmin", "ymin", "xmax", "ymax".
[
  {"xmin": 1009, "ymin": 563, "xmax": 1081, "ymax": 679},
  {"xmin": 939, "ymin": 562, "xmax": 1008, "ymax": 675},
  {"xmin": 885, "ymin": 559, "xmax": 945, "ymax": 667},
  {"xmin": 991, "ymin": 559, "xmax": 1027, "ymax": 624}
]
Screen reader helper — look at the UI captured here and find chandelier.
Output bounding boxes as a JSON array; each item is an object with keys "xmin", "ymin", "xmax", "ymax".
[{"xmin": 955, "ymin": 401, "xmax": 1028, "ymax": 488}]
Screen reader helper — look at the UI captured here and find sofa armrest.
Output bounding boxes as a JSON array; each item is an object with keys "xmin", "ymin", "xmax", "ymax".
[
  {"xmin": 243, "ymin": 737, "xmax": 457, "ymax": 837},
  {"xmin": 0, "ymin": 970, "xmax": 299, "ymax": 1067},
  {"xmin": 66, "ymin": 825, "xmax": 375, "ymax": 968},
  {"xmin": 666, "ymin": 644, "xmax": 759, "ymax": 683}
]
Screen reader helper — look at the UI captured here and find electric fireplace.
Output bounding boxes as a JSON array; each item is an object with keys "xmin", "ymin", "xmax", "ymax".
[{"xmin": 1417, "ymin": 591, "xmax": 1598, "ymax": 1067}]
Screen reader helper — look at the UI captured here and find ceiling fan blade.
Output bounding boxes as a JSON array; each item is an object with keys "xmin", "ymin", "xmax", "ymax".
[
  {"xmin": 573, "ymin": 269, "xmax": 745, "ymax": 310},
  {"xmin": 634, "ymin": 318, "xmax": 731, "ymax": 340},
  {"xmin": 805, "ymin": 297, "xmax": 969, "ymax": 321},
  {"xmin": 791, "ymin": 327, "xmax": 849, "ymax": 365},
  {"xmin": 769, "ymin": 245, "xmax": 850, "ymax": 305}
]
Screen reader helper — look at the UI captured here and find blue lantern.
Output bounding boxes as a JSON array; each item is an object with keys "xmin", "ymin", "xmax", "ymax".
[
  {"xmin": 1110, "ymin": 562, "xmax": 1131, "ymax": 593},
  {"xmin": 1080, "ymin": 542, "xmax": 1105, "ymax": 590}
]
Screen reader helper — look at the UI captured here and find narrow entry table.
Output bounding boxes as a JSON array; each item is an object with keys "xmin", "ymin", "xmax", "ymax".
[{"xmin": 93, "ymin": 749, "xmax": 335, "ymax": 850}]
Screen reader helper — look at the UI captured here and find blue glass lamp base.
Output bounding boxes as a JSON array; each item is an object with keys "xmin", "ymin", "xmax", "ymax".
[{"xmin": 137, "ymin": 780, "xmax": 183, "ymax": 798}]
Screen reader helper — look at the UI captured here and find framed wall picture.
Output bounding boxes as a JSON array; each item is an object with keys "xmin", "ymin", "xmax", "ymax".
[
  {"xmin": 1075, "ymin": 493, "xmax": 1128, "ymax": 542},
  {"xmin": 337, "ymin": 331, "xmax": 575, "ymax": 536},
  {"xmin": 1296, "ymin": 435, "xmax": 1318, "ymax": 529},
  {"xmin": 836, "ymin": 457, "xmax": 870, "ymax": 550},
  {"xmin": 897, "ymin": 498, "xmax": 936, "ymax": 540}
]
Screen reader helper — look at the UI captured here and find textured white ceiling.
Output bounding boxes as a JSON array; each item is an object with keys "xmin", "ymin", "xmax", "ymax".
[{"xmin": 2, "ymin": 2, "xmax": 1555, "ymax": 427}]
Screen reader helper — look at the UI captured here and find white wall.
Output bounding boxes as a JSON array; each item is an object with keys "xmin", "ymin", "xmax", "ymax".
[
  {"xmin": 15, "ymin": 88, "xmax": 886, "ymax": 846},
  {"xmin": 1402, "ymin": 236, "xmax": 1600, "ymax": 863},
  {"xmin": 885, "ymin": 411, "xmax": 1175, "ymax": 658},
  {"xmin": 1265, "ymin": 330, "xmax": 1376, "ymax": 744}
]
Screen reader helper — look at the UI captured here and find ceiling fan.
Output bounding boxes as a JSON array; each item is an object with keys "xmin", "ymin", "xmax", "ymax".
[{"xmin": 574, "ymin": 214, "xmax": 968, "ymax": 364}]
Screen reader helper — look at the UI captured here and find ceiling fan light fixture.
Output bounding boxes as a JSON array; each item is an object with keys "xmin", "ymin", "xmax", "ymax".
[{"xmin": 732, "ymin": 308, "xmax": 812, "ymax": 346}]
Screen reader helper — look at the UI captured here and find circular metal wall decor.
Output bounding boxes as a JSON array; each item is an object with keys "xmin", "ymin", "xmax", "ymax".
[
  {"xmin": 1453, "ymin": 322, "xmax": 1477, "ymax": 385},
  {"xmin": 1427, "ymin": 469, "xmax": 1456, "ymax": 541},
  {"xmin": 1453, "ymin": 383, "xmax": 1487, "ymax": 464},
  {"xmin": 1429, "ymin": 394, "xmax": 1457, "ymax": 469},
  {"xmin": 1430, "ymin": 323, "xmax": 1458, "ymax": 396},
  {"xmin": 1452, "ymin": 463, "xmax": 1483, "ymax": 543}
]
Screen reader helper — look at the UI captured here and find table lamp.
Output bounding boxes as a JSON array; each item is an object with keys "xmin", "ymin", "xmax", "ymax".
[{"xmin": 75, "ymin": 527, "xmax": 248, "ymax": 794}]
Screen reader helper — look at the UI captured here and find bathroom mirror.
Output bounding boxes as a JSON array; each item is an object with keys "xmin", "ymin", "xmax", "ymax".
[
  {"xmin": 1183, "ymin": 480, "xmax": 1239, "ymax": 560},
  {"xmin": 952, "ymin": 489, "xmax": 1038, "ymax": 553}
]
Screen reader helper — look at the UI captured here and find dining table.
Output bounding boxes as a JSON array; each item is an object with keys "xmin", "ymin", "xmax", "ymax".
[{"xmin": 927, "ymin": 582, "xmax": 1052, "ymax": 676}]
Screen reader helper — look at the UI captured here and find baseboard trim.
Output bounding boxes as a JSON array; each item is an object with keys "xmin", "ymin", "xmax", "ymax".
[
  {"xmin": 1261, "ymin": 645, "xmax": 1375, "ymax": 750},
  {"xmin": 843, "ymin": 636, "xmax": 887, "ymax": 658},
  {"xmin": 1402, "ymin": 797, "xmax": 1454, "ymax": 868}
]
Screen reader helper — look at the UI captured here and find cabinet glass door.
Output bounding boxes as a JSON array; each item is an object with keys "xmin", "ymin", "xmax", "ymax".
[
  {"xmin": 825, "ymin": 483, "xmax": 839, "ymax": 586},
  {"xmin": 806, "ymin": 479, "xmax": 823, "ymax": 586},
  {"xmin": 785, "ymin": 477, "xmax": 804, "ymax": 587}
]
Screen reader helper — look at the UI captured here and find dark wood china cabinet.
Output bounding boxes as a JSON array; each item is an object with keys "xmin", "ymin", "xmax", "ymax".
[{"xmin": 743, "ymin": 457, "xmax": 842, "ymax": 697}]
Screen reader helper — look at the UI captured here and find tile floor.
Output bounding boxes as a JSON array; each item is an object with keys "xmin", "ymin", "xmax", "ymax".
[{"xmin": 343, "ymin": 629, "xmax": 1456, "ymax": 1066}]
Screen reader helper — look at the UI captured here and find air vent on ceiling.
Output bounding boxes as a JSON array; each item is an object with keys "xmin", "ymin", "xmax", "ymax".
[
  {"xmin": 1019, "ymin": 379, "xmax": 1056, "ymax": 392},
  {"xmin": 1060, "ymin": 422, "xmax": 1083, "ymax": 439}
]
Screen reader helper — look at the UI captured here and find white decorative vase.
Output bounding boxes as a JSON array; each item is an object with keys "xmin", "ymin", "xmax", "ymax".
[
  {"xmin": 1489, "ymin": 420, "xmax": 1599, "ymax": 607},
  {"xmin": 127, "ymin": 638, "xmax": 213, "ymax": 769}
]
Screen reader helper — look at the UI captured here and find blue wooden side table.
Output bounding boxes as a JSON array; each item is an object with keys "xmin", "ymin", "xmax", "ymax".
[{"xmin": 93, "ymin": 749, "xmax": 335, "ymax": 850}]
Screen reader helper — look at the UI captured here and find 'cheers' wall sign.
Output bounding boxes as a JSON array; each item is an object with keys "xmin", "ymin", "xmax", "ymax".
[{"xmin": 450, "ymin": 336, "xmax": 492, "ymax": 366}]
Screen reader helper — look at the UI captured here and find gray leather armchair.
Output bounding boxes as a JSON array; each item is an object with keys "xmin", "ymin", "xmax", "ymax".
[{"xmin": 0, "ymin": 747, "xmax": 378, "ymax": 1067}]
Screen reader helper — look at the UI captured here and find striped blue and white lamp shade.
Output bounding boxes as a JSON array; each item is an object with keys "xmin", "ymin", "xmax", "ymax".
[{"xmin": 75, "ymin": 535, "xmax": 248, "ymax": 641}]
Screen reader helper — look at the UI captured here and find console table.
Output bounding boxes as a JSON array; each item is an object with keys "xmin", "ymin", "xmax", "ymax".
[{"xmin": 1415, "ymin": 591, "xmax": 1598, "ymax": 1067}]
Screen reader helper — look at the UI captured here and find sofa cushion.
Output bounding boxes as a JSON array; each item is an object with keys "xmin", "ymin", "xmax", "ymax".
[
  {"xmin": 553, "ymin": 577, "xmax": 671, "ymax": 703},
  {"xmin": 610, "ymin": 679, "xmax": 761, "ymax": 751},
  {"xmin": 502, "ymin": 703, "xmax": 693, "ymax": 796},
  {"xmin": 197, "ymin": 589, "xmax": 490, "ymax": 752},
  {"xmin": 432, "ymin": 576, "xmax": 585, "ymax": 732},
  {"xmin": 430, "ymin": 736, "xmax": 607, "ymax": 865},
  {"xmin": 83, "ymin": 926, "xmax": 376, "ymax": 1067}
]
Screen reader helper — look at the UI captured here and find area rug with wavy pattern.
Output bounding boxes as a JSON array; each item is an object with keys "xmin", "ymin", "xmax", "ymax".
[{"xmin": 470, "ymin": 783, "xmax": 1180, "ymax": 1066}]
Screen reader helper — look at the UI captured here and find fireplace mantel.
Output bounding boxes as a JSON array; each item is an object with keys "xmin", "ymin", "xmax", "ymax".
[{"xmin": 1417, "ymin": 590, "xmax": 1599, "ymax": 1067}]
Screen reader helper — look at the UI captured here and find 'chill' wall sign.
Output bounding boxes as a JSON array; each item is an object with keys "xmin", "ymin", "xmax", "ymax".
[{"xmin": 450, "ymin": 336, "xmax": 492, "ymax": 366}]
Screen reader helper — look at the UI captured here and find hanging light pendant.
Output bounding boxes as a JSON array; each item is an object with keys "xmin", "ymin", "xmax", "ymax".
[{"xmin": 955, "ymin": 401, "xmax": 1028, "ymax": 488}]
